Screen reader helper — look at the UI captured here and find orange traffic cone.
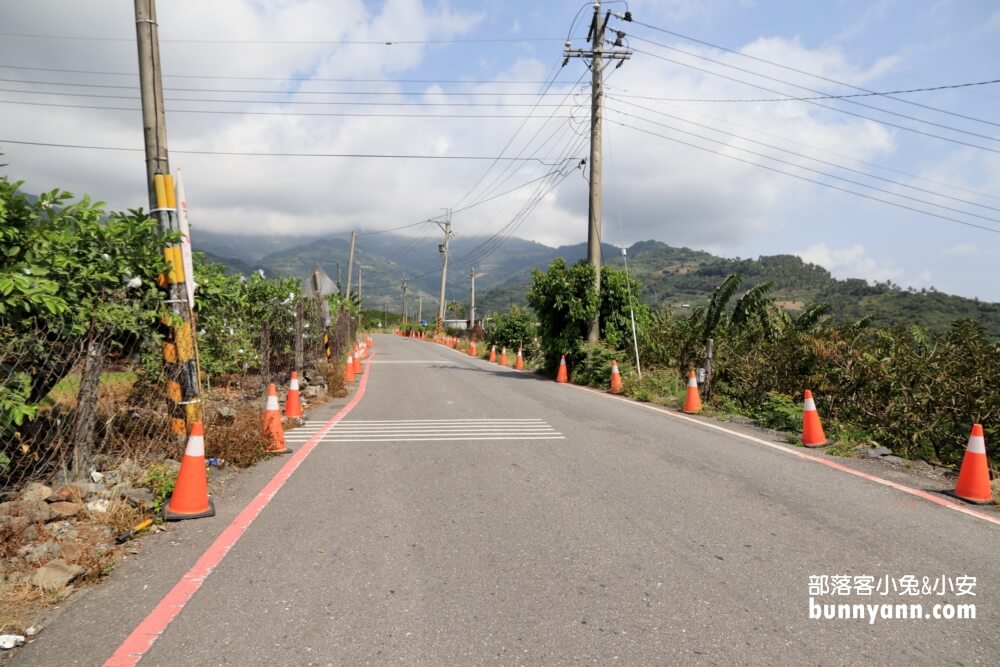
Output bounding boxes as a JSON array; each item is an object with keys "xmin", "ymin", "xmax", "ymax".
[
  {"xmin": 801, "ymin": 390, "xmax": 828, "ymax": 447},
  {"xmin": 683, "ymin": 371, "xmax": 702, "ymax": 413},
  {"xmin": 284, "ymin": 371, "xmax": 303, "ymax": 419},
  {"xmin": 469, "ymin": 340, "xmax": 477, "ymax": 357},
  {"xmin": 610, "ymin": 361, "xmax": 624, "ymax": 394},
  {"xmin": 952, "ymin": 424, "xmax": 992, "ymax": 504},
  {"xmin": 353, "ymin": 350, "xmax": 362, "ymax": 375},
  {"xmin": 263, "ymin": 383, "xmax": 291, "ymax": 454},
  {"xmin": 345, "ymin": 354, "xmax": 355, "ymax": 382},
  {"xmin": 515, "ymin": 348, "xmax": 524, "ymax": 370},
  {"xmin": 500, "ymin": 347, "xmax": 508, "ymax": 366},
  {"xmin": 163, "ymin": 421, "xmax": 215, "ymax": 521},
  {"xmin": 556, "ymin": 355, "xmax": 568, "ymax": 383},
  {"xmin": 489, "ymin": 345, "xmax": 497, "ymax": 363}
]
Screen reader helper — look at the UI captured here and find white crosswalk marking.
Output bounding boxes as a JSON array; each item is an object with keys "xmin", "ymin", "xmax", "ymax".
[{"xmin": 282, "ymin": 418, "xmax": 563, "ymax": 442}]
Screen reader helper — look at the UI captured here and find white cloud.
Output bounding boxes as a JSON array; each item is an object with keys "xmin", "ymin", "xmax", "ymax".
[
  {"xmin": 2, "ymin": 0, "xmax": 998, "ymax": 303},
  {"xmin": 796, "ymin": 243, "xmax": 903, "ymax": 284}
]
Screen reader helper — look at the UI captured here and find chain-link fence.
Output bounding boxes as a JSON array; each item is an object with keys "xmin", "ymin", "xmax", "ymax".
[
  {"xmin": 1, "ymin": 318, "xmax": 175, "ymax": 496},
  {"xmin": 2, "ymin": 287, "xmax": 356, "ymax": 499}
]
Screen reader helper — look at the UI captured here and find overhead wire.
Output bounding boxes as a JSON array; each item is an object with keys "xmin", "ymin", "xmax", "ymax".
[
  {"xmin": 0, "ymin": 76, "xmax": 591, "ymax": 96},
  {"xmin": 623, "ymin": 17, "xmax": 1000, "ymax": 127},
  {"xmin": 0, "ymin": 32, "xmax": 574, "ymax": 45},
  {"xmin": 0, "ymin": 138, "xmax": 574, "ymax": 161},
  {"xmin": 606, "ymin": 95, "xmax": 1000, "ymax": 214},
  {"xmin": 0, "ymin": 87, "xmax": 583, "ymax": 107},
  {"xmin": 625, "ymin": 34, "xmax": 1000, "ymax": 138},
  {"xmin": 449, "ymin": 2, "xmax": 595, "ymax": 212},
  {"xmin": 624, "ymin": 43, "xmax": 1000, "ymax": 155},
  {"xmin": 449, "ymin": 59, "xmax": 571, "ymax": 210},
  {"xmin": 616, "ymin": 95, "xmax": 1000, "ymax": 203},
  {"xmin": 608, "ymin": 118, "xmax": 1000, "ymax": 235},
  {"xmin": 0, "ymin": 98, "xmax": 575, "ymax": 118},
  {"xmin": 0, "ymin": 63, "xmax": 556, "ymax": 85},
  {"xmin": 605, "ymin": 78, "xmax": 1000, "ymax": 105},
  {"xmin": 604, "ymin": 105, "xmax": 1000, "ymax": 226}
]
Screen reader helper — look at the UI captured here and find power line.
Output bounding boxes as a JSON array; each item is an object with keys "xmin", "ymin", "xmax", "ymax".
[
  {"xmin": 357, "ymin": 220, "xmax": 438, "ymax": 236},
  {"xmin": 606, "ymin": 96, "xmax": 1000, "ymax": 214},
  {"xmin": 627, "ymin": 36, "xmax": 1000, "ymax": 141},
  {"xmin": 0, "ymin": 76, "xmax": 586, "ymax": 96},
  {"xmin": 0, "ymin": 138, "xmax": 577, "ymax": 161},
  {"xmin": 606, "ymin": 105, "xmax": 1000, "ymax": 226},
  {"xmin": 605, "ymin": 78, "xmax": 1000, "ymax": 105},
  {"xmin": 461, "ymin": 74, "xmax": 589, "ymax": 208},
  {"xmin": 0, "ymin": 63, "xmax": 555, "ymax": 85},
  {"xmin": 609, "ymin": 118, "xmax": 1000, "ymax": 235},
  {"xmin": 0, "ymin": 87, "xmax": 579, "ymax": 107},
  {"xmin": 622, "ymin": 17, "xmax": 1000, "ymax": 128},
  {"xmin": 0, "ymin": 99, "xmax": 575, "ymax": 118},
  {"xmin": 0, "ymin": 32, "xmax": 574, "ymax": 45},
  {"xmin": 626, "ymin": 45, "xmax": 1000, "ymax": 155},
  {"xmin": 626, "ymin": 95, "xmax": 1000, "ymax": 203},
  {"xmin": 453, "ymin": 133, "xmax": 589, "ymax": 268},
  {"xmin": 451, "ymin": 61, "xmax": 574, "ymax": 210}
]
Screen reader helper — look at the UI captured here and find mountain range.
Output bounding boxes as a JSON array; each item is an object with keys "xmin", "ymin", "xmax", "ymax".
[{"xmin": 193, "ymin": 230, "xmax": 1000, "ymax": 336}]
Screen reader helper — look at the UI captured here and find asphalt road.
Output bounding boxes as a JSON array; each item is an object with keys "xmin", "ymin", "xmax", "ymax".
[{"xmin": 14, "ymin": 334, "xmax": 1000, "ymax": 665}]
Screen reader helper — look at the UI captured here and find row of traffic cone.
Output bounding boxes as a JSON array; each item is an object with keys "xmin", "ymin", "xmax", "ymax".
[
  {"xmin": 166, "ymin": 336, "xmax": 377, "ymax": 522},
  {"xmin": 688, "ymin": 376, "xmax": 995, "ymax": 506}
]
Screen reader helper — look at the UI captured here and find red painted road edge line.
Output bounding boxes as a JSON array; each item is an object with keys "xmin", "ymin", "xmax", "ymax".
[
  {"xmin": 104, "ymin": 354, "xmax": 375, "ymax": 667},
  {"xmin": 563, "ymin": 382, "xmax": 1000, "ymax": 528}
]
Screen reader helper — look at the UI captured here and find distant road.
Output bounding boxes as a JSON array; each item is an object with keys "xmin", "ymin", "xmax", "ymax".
[{"xmin": 15, "ymin": 334, "xmax": 999, "ymax": 665}]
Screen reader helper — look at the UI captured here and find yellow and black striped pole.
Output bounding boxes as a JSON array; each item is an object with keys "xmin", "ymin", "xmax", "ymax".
[{"xmin": 154, "ymin": 173, "xmax": 202, "ymax": 435}]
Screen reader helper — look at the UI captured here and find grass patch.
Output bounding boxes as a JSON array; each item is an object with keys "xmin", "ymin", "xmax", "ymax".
[{"xmin": 45, "ymin": 371, "xmax": 137, "ymax": 406}]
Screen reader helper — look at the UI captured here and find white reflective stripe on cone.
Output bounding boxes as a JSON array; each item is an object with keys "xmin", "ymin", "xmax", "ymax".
[
  {"xmin": 289, "ymin": 378, "xmax": 299, "ymax": 390},
  {"xmin": 804, "ymin": 398, "xmax": 817, "ymax": 411},
  {"xmin": 688, "ymin": 377, "xmax": 697, "ymax": 387},
  {"xmin": 265, "ymin": 395, "xmax": 279, "ymax": 410},
  {"xmin": 185, "ymin": 435, "xmax": 205, "ymax": 457},
  {"xmin": 967, "ymin": 435, "xmax": 987, "ymax": 455}
]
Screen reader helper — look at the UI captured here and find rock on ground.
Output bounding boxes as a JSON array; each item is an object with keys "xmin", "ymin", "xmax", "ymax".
[{"xmin": 32, "ymin": 559, "xmax": 86, "ymax": 591}]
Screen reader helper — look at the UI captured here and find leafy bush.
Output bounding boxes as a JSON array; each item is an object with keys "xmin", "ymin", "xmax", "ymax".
[
  {"xmin": 146, "ymin": 463, "xmax": 177, "ymax": 516},
  {"xmin": 483, "ymin": 306, "xmax": 537, "ymax": 359},
  {"xmin": 570, "ymin": 345, "xmax": 619, "ymax": 388},
  {"xmin": 751, "ymin": 392, "xmax": 801, "ymax": 432}
]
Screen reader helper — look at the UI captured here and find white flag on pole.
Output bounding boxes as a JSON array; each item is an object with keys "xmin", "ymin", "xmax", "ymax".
[{"xmin": 174, "ymin": 168, "xmax": 197, "ymax": 309}]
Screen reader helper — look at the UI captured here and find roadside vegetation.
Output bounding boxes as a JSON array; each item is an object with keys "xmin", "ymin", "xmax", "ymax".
[
  {"xmin": 1, "ymin": 175, "xmax": 361, "ymax": 634},
  {"xmin": 522, "ymin": 258, "xmax": 999, "ymax": 470}
]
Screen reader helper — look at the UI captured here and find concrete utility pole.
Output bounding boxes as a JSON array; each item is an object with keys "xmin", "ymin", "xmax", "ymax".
[
  {"xmin": 564, "ymin": 1, "xmax": 631, "ymax": 344},
  {"xmin": 345, "ymin": 231, "xmax": 357, "ymax": 298},
  {"xmin": 401, "ymin": 277, "xmax": 409, "ymax": 324},
  {"xmin": 469, "ymin": 268, "xmax": 476, "ymax": 329},
  {"xmin": 336, "ymin": 262, "xmax": 342, "ymax": 294},
  {"xmin": 135, "ymin": 0, "xmax": 202, "ymax": 436},
  {"xmin": 434, "ymin": 209, "xmax": 453, "ymax": 337},
  {"xmin": 135, "ymin": 0, "xmax": 167, "ymax": 210},
  {"xmin": 418, "ymin": 296, "xmax": 423, "ymax": 323}
]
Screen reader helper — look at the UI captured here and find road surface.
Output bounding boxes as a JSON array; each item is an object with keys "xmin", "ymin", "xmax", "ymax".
[{"xmin": 14, "ymin": 333, "xmax": 1000, "ymax": 665}]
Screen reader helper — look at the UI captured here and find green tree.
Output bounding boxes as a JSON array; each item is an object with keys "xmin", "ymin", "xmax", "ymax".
[
  {"xmin": 526, "ymin": 258, "xmax": 599, "ymax": 371},
  {"xmin": 483, "ymin": 306, "xmax": 537, "ymax": 359}
]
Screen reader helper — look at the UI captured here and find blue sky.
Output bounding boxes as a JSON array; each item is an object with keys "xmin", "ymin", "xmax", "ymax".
[{"xmin": 1, "ymin": 1, "xmax": 998, "ymax": 299}]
